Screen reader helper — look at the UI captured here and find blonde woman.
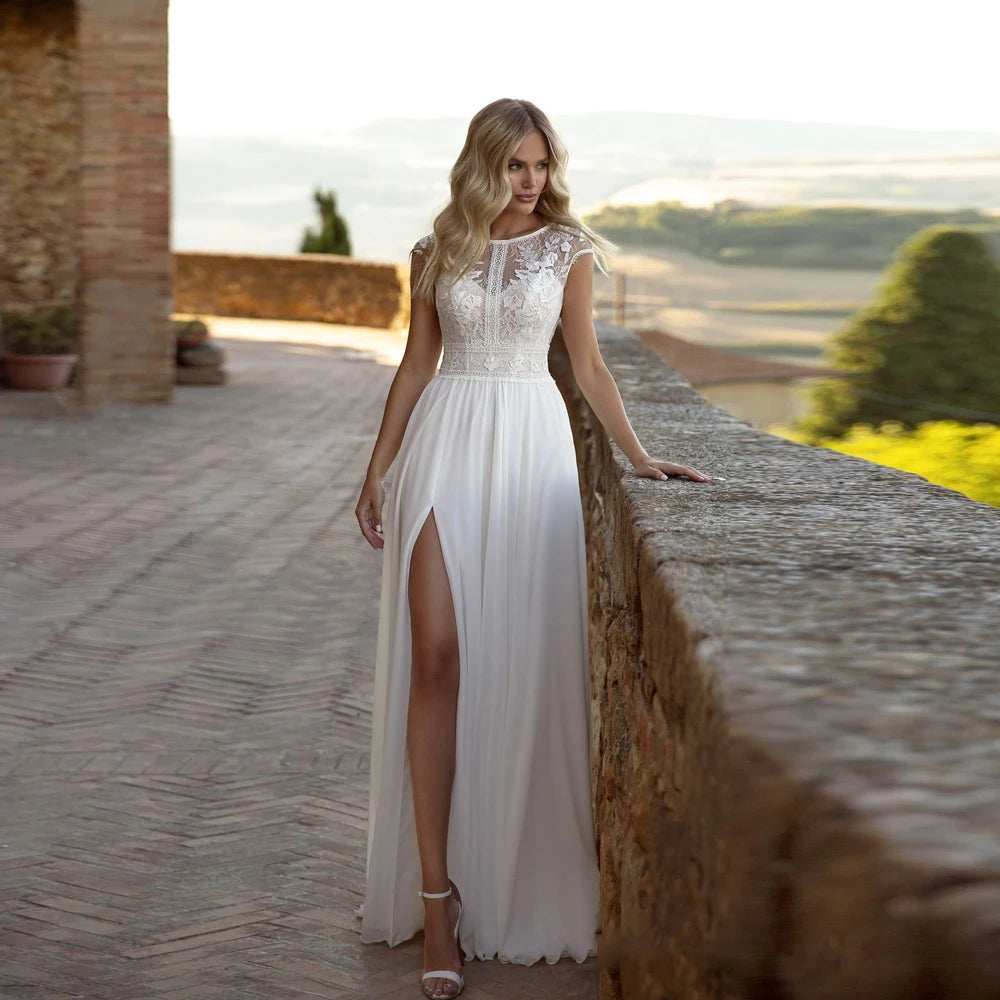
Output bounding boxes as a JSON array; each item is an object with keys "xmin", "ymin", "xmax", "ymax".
[{"xmin": 355, "ymin": 98, "xmax": 711, "ymax": 998}]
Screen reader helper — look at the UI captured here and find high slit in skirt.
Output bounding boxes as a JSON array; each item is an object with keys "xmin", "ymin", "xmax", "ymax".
[{"xmin": 358, "ymin": 370, "xmax": 600, "ymax": 966}]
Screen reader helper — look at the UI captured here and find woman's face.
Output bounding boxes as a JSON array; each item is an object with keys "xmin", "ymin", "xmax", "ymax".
[{"xmin": 503, "ymin": 129, "xmax": 549, "ymax": 216}]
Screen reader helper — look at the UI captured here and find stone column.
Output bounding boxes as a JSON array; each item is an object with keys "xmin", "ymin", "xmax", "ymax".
[{"xmin": 76, "ymin": 0, "xmax": 173, "ymax": 404}]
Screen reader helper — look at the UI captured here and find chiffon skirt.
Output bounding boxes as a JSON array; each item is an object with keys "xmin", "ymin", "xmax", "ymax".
[{"xmin": 358, "ymin": 371, "xmax": 600, "ymax": 965}]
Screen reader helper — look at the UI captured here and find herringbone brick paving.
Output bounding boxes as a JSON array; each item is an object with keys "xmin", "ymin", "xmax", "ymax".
[{"xmin": 0, "ymin": 321, "xmax": 599, "ymax": 999}]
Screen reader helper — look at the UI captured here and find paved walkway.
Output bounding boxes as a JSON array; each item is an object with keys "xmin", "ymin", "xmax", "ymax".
[{"xmin": 0, "ymin": 318, "xmax": 599, "ymax": 999}]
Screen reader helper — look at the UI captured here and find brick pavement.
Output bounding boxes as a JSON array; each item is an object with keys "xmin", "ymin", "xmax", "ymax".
[{"xmin": 0, "ymin": 320, "xmax": 599, "ymax": 999}]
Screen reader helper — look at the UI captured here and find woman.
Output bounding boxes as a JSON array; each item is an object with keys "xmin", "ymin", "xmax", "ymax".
[{"xmin": 355, "ymin": 97, "xmax": 711, "ymax": 998}]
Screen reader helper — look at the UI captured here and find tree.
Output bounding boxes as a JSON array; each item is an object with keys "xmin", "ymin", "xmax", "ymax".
[
  {"xmin": 796, "ymin": 225, "xmax": 1000, "ymax": 441},
  {"xmin": 299, "ymin": 187, "xmax": 352, "ymax": 256}
]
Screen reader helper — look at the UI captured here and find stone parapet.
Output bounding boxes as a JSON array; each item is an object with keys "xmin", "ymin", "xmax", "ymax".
[
  {"xmin": 174, "ymin": 252, "xmax": 409, "ymax": 331},
  {"xmin": 549, "ymin": 321, "xmax": 1000, "ymax": 1000}
]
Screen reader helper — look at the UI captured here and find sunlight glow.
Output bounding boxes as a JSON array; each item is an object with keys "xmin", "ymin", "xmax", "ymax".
[{"xmin": 168, "ymin": 0, "xmax": 1000, "ymax": 138}]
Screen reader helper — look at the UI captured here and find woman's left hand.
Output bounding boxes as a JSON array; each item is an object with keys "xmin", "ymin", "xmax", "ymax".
[{"xmin": 633, "ymin": 458, "xmax": 713, "ymax": 482}]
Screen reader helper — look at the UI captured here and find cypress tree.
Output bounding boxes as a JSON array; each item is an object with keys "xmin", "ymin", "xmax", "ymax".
[
  {"xmin": 299, "ymin": 187, "xmax": 352, "ymax": 256},
  {"xmin": 797, "ymin": 225, "xmax": 1000, "ymax": 440}
]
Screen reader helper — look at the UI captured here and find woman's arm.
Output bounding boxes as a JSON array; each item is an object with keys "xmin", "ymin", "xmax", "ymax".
[
  {"xmin": 357, "ymin": 252, "xmax": 443, "ymax": 548},
  {"xmin": 560, "ymin": 253, "xmax": 711, "ymax": 483}
]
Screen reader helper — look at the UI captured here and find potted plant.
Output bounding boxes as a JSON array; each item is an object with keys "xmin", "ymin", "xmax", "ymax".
[
  {"xmin": 172, "ymin": 317, "xmax": 210, "ymax": 349},
  {"xmin": 0, "ymin": 303, "xmax": 79, "ymax": 391}
]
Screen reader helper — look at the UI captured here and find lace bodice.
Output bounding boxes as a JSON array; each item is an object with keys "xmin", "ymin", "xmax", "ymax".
[{"xmin": 410, "ymin": 223, "xmax": 594, "ymax": 381}]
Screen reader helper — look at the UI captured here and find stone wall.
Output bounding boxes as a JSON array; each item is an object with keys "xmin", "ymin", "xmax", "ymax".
[
  {"xmin": 0, "ymin": 1, "xmax": 79, "ymax": 310},
  {"xmin": 548, "ymin": 322, "xmax": 1000, "ymax": 1000},
  {"xmin": 0, "ymin": 0, "xmax": 173, "ymax": 405},
  {"xmin": 174, "ymin": 252, "xmax": 409, "ymax": 330}
]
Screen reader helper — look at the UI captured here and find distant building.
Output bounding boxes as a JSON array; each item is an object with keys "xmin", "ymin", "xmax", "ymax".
[
  {"xmin": 636, "ymin": 327, "xmax": 850, "ymax": 429},
  {"xmin": 0, "ymin": 0, "xmax": 172, "ymax": 404}
]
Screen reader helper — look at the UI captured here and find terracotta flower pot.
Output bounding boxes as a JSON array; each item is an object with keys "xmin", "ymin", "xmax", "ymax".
[
  {"xmin": 0, "ymin": 353, "xmax": 78, "ymax": 391},
  {"xmin": 176, "ymin": 329, "xmax": 209, "ymax": 349}
]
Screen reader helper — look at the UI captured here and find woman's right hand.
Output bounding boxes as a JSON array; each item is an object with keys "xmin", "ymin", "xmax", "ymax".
[{"xmin": 356, "ymin": 475, "xmax": 386, "ymax": 550}]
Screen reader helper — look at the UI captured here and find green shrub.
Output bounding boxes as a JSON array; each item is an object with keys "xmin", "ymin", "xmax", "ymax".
[
  {"xmin": 171, "ymin": 318, "xmax": 209, "ymax": 338},
  {"xmin": 775, "ymin": 419, "xmax": 1000, "ymax": 507},
  {"xmin": 0, "ymin": 303, "xmax": 78, "ymax": 355}
]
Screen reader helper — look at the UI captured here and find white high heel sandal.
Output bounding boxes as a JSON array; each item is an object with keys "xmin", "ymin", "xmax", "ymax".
[{"xmin": 417, "ymin": 878, "xmax": 465, "ymax": 998}]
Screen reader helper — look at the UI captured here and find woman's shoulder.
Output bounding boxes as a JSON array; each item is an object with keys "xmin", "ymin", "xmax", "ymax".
[
  {"xmin": 550, "ymin": 221, "xmax": 592, "ymax": 246},
  {"xmin": 412, "ymin": 231, "xmax": 435, "ymax": 255},
  {"xmin": 548, "ymin": 222, "xmax": 595, "ymax": 263}
]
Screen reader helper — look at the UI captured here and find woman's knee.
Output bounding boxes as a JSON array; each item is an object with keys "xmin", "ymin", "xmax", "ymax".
[{"xmin": 411, "ymin": 632, "xmax": 459, "ymax": 690}]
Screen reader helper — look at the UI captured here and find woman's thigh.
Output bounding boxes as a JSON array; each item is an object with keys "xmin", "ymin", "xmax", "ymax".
[{"xmin": 408, "ymin": 508, "xmax": 459, "ymax": 684}]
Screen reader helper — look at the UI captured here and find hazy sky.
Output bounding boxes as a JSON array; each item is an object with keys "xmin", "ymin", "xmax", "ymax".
[{"xmin": 169, "ymin": 0, "xmax": 1000, "ymax": 138}]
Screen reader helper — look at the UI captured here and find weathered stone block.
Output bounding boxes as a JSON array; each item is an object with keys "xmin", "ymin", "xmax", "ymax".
[
  {"xmin": 176, "ymin": 366, "xmax": 226, "ymax": 386},
  {"xmin": 177, "ymin": 343, "xmax": 225, "ymax": 368}
]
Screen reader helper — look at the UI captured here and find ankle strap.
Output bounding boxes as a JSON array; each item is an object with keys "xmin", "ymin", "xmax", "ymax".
[{"xmin": 418, "ymin": 886, "xmax": 452, "ymax": 898}]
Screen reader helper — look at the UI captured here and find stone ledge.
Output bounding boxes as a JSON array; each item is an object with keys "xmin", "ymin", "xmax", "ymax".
[{"xmin": 549, "ymin": 321, "xmax": 1000, "ymax": 1000}]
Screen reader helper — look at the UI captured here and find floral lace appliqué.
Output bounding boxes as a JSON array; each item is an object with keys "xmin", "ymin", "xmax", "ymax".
[{"xmin": 415, "ymin": 225, "xmax": 593, "ymax": 382}]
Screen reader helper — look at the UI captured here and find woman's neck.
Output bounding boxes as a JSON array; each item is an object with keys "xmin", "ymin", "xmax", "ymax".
[{"xmin": 489, "ymin": 212, "xmax": 545, "ymax": 240}]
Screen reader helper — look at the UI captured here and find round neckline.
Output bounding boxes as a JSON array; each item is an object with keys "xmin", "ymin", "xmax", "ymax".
[{"xmin": 489, "ymin": 223, "xmax": 550, "ymax": 244}]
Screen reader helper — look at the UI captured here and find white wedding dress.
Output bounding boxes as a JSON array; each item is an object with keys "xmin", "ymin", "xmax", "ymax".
[{"xmin": 358, "ymin": 222, "xmax": 600, "ymax": 966}]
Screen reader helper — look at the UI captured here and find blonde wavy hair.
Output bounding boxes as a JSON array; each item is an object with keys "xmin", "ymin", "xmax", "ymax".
[{"xmin": 411, "ymin": 98, "xmax": 618, "ymax": 301}]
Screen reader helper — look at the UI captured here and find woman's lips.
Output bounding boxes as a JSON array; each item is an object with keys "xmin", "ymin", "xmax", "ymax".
[{"xmin": 517, "ymin": 194, "xmax": 536, "ymax": 201}]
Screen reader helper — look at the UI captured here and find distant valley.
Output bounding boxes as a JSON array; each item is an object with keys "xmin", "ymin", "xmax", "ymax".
[{"xmin": 172, "ymin": 111, "xmax": 1000, "ymax": 263}]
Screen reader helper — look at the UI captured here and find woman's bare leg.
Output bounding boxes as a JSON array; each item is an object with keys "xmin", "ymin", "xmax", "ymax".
[{"xmin": 408, "ymin": 508, "xmax": 463, "ymax": 998}]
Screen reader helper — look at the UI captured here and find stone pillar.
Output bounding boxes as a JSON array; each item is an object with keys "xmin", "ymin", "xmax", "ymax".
[{"xmin": 76, "ymin": 0, "xmax": 173, "ymax": 404}]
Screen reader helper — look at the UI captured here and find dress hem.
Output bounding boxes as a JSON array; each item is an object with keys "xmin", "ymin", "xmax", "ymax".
[{"xmin": 357, "ymin": 912, "xmax": 600, "ymax": 967}]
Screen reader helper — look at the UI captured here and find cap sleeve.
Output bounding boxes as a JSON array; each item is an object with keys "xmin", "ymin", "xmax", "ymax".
[
  {"xmin": 409, "ymin": 233, "xmax": 434, "ymax": 298},
  {"xmin": 555, "ymin": 227, "xmax": 594, "ymax": 284},
  {"xmin": 411, "ymin": 232, "xmax": 434, "ymax": 257},
  {"xmin": 566, "ymin": 228, "xmax": 594, "ymax": 268}
]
